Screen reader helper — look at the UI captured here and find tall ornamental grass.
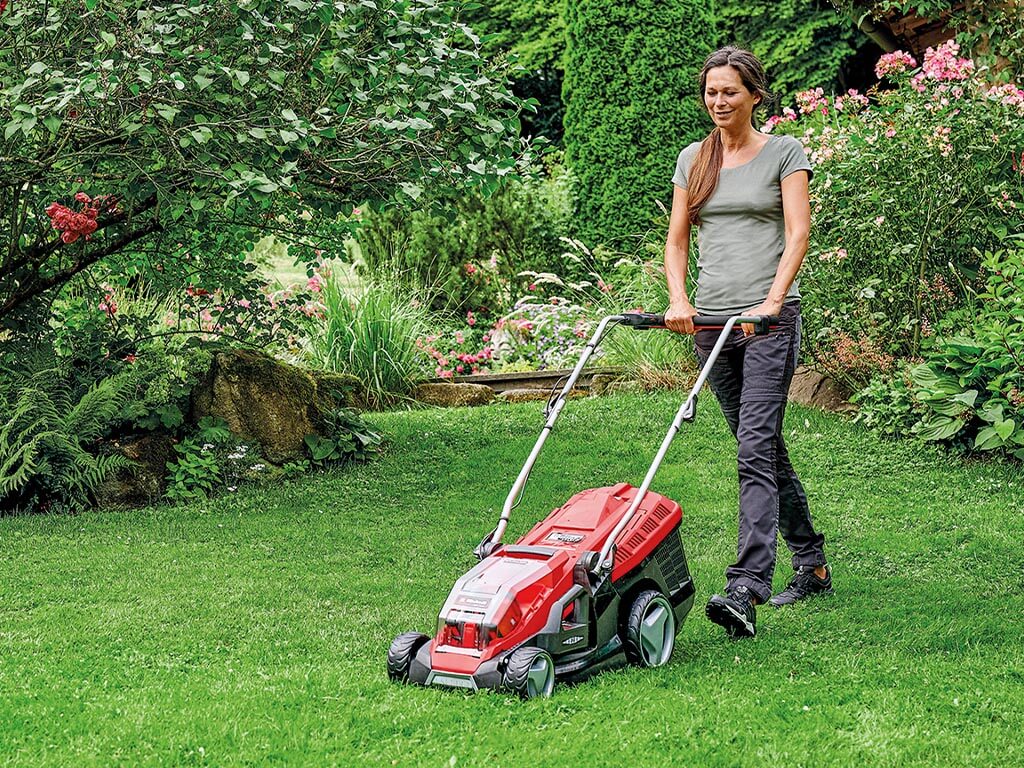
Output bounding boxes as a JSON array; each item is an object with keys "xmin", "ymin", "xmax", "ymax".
[{"xmin": 307, "ymin": 276, "xmax": 430, "ymax": 409}]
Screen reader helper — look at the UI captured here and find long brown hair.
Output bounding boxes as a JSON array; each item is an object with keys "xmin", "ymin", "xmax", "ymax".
[{"xmin": 687, "ymin": 47, "xmax": 772, "ymax": 225}]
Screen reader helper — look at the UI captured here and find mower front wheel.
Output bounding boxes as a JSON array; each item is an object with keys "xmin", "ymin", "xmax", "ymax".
[
  {"xmin": 387, "ymin": 631, "xmax": 430, "ymax": 683},
  {"xmin": 503, "ymin": 647, "xmax": 555, "ymax": 699},
  {"xmin": 624, "ymin": 590, "xmax": 676, "ymax": 667}
]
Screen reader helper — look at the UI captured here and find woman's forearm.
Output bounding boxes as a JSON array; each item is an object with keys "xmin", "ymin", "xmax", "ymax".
[{"xmin": 665, "ymin": 243, "xmax": 692, "ymax": 306}]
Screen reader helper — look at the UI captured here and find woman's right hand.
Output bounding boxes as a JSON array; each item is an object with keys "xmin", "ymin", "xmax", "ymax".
[{"xmin": 664, "ymin": 300, "xmax": 698, "ymax": 335}]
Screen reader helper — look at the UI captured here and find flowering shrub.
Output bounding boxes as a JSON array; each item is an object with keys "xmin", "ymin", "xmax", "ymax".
[
  {"xmin": 490, "ymin": 298, "xmax": 594, "ymax": 370},
  {"xmin": 416, "ymin": 323, "xmax": 496, "ymax": 379},
  {"xmin": 45, "ymin": 193, "xmax": 119, "ymax": 244},
  {"xmin": 770, "ymin": 41, "xmax": 1024, "ymax": 391}
]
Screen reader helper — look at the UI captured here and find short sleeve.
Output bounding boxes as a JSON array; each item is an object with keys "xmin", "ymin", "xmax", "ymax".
[
  {"xmin": 672, "ymin": 143, "xmax": 700, "ymax": 189},
  {"xmin": 778, "ymin": 135, "xmax": 813, "ymax": 183}
]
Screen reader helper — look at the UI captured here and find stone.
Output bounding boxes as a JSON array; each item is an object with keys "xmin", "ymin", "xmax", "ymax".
[
  {"xmin": 498, "ymin": 388, "xmax": 572, "ymax": 404},
  {"xmin": 94, "ymin": 434, "xmax": 177, "ymax": 508},
  {"xmin": 191, "ymin": 349, "xmax": 353, "ymax": 463},
  {"xmin": 309, "ymin": 370, "xmax": 364, "ymax": 410},
  {"xmin": 788, "ymin": 366, "xmax": 853, "ymax": 412},
  {"xmin": 588, "ymin": 372, "xmax": 624, "ymax": 395},
  {"xmin": 412, "ymin": 382, "xmax": 495, "ymax": 408}
]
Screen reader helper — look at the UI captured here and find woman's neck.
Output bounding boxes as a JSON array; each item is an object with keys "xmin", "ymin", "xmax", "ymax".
[{"xmin": 718, "ymin": 125, "xmax": 760, "ymax": 153}]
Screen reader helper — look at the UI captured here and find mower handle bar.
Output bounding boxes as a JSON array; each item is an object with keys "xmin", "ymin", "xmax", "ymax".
[
  {"xmin": 619, "ymin": 312, "xmax": 778, "ymax": 335},
  {"xmin": 474, "ymin": 313, "xmax": 777, "ymax": 569}
]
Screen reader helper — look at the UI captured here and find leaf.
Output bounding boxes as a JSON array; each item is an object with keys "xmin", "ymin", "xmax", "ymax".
[
  {"xmin": 99, "ymin": 31, "xmax": 117, "ymax": 48},
  {"xmin": 194, "ymin": 74, "xmax": 214, "ymax": 90},
  {"xmin": 916, "ymin": 416, "xmax": 964, "ymax": 442},
  {"xmin": 974, "ymin": 426, "xmax": 1003, "ymax": 450},
  {"xmin": 156, "ymin": 104, "xmax": 179, "ymax": 123},
  {"xmin": 951, "ymin": 389, "xmax": 978, "ymax": 407},
  {"xmin": 994, "ymin": 419, "xmax": 1016, "ymax": 441}
]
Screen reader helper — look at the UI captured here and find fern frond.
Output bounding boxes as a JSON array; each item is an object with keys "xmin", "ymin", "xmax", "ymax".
[{"xmin": 66, "ymin": 376, "xmax": 130, "ymax": 444}]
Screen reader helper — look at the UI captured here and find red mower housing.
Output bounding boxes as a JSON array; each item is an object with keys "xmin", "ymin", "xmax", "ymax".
[{"xmin": 389, "ymin": 483, "xmax": 695, "ymax": 695}]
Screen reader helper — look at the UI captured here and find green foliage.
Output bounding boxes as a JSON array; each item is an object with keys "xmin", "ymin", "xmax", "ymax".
[
  {"xmin": 772, "ymin": 43, "xmax": 1024, "ymax": 389},
  {"xmin": 353, "ymin": 163, "xmax": 575, "ymax": 315},
  {"xmin": 836, "ymin": 1, "xmax": 1024, "ymax": 82},
  {"xmin": 563, "ymin": 0, "xmax": 714, "ymax": 246},
  {"xmin": 306, "ymin": 275, "xmax": 432, "ymax": 408},
  {"xmin": 850, "ymin": 367, "xmax": 923, "ymax": 439},
  {"xmin": 719, "ymin": 0, "xmax": 869, "ymax": 107},
  {"xmin": 164, "ymin": 440, "xmax": 222, "ymax": 503},
  {"xmin": 461, "ymin": 0, "xmax": 565, "ymax": 141},
  {"xmin": 0, "ymin": 365, "xmax": 130, "ymax": 512},
  {"xmin": 908, "ymin": 242, "xmax": 1024, "ymax": 458},
  {"xmin": 0, "ymin": 0, "xmax": 530, "ymax": 325},
  {"xmin": 304, "ymin": 408, "xmax": 383, "ymax": 467},
  {"xmin": 164, "ymin": 417, "xmax": 265, "ymax": 502}
]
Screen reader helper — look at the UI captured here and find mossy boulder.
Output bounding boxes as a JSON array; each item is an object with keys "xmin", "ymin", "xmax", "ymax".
[
  {"xmin": 191, "ymin": 349, "xmax": 361, "ymax": 462},
  {"xmin": 413, "ymin": 382, "xmax": 495, "ymax": 408},
  {"xmin": 94, "ymin": 434, "xmax": 177, "ymax": 508}
]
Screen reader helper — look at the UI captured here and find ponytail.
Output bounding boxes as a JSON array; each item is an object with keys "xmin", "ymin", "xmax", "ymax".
[{"xmin": 687, "ymin": 128, "xmax": 723, "ymax": 226}]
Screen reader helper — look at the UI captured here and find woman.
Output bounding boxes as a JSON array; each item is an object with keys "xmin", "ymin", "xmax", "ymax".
[{"xmin": 664, "ymin": 47, "xmax": 831, "ymax": 639}]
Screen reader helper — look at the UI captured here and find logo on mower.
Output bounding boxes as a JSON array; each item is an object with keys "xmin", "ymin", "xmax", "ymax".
[
  {"xmin": 546, "ymin": 531, "xmax": 585, "ymax": 544},
  {"xmin": 563, "ymin": 635, "xmax": 584, "ymax": 646}
]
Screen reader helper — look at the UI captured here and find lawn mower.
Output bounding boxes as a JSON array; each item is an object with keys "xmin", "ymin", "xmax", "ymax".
[{"xmin": 386, "ymin": 312, "xmax": 776, "ymax": 698}]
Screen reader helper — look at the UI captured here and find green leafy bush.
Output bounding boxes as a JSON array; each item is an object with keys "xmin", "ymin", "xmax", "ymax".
[
  {"xmin": 1, "ymin": 0, "xmax": 529, "ymax": 329},
  {"xmin": 720, "ymin": 0, "xmax": 871, "ymax": 108},
  {"xmin": 772, "ymin": 41, "xmax": 1024, "ymax": 391},
  {"xmin": 907, "ymin": 242, "xmax": 1024, "ymax": 458},
  {"xmin": 304, "ymin": 409, "xmax": 383, "ymax": 467},
  {"xmin": 353, "ymin": 164, "xmax": 574, "ymax": 315},
  {"xmin": 164, "ymin": 417, "xmax": 268, "ymax": 502}
]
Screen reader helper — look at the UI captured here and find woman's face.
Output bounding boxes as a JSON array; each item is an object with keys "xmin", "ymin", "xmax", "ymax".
[{"xmin": 704, "ymin": 65, "xmax": 759, "ymax": 130}]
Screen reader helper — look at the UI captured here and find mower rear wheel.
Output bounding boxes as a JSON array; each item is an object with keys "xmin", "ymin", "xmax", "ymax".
[
  {"xmin": 503, "ymin": 647, "xmax": 555, "ymax": 699},
  {"xmin": 624, "ymin": 590, "xmax": 676, "ymax": 667},
  {"xmin": 387, "ymin": 631, "xmax": 430, "ymax": 683}
]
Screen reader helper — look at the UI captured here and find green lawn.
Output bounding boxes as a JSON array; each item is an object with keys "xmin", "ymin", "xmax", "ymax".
[{"xmin": 2, "ymin": 393, "xmax": 1023, "ymax": 767}]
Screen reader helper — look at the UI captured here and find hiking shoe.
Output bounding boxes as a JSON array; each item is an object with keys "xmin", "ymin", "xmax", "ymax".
[
  {"xmin": 705, "ymin": 586, "xmax": 757, "ymax": 639},
  {"xmin": 770, "ymin": 565, "xmax": 834, "ymax": 607}
]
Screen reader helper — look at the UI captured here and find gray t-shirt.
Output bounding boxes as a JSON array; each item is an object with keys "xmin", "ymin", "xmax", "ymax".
[{"xmin": 672, "ymin": 134, "xmax": 813, "ymax": 314}]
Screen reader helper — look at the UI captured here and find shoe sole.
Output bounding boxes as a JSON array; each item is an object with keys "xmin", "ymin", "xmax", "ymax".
[{"xmin": 705, "ymin": 600, "xmax": 755, "ymax": 639}]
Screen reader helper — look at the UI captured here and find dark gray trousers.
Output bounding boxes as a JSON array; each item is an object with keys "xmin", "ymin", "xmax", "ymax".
[{"xmin": 694, "ymin": 302, "xmax": 826, "ymax": 603}]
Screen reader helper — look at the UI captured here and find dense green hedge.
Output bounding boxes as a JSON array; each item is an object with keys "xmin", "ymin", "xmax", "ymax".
[{"xmin": 563, "ymin": 0, "xmax": 714, "ymax": 247}]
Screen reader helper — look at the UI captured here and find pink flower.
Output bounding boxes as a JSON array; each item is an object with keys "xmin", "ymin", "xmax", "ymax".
[
  {"xmin": 306, "ymin": 275, "xmax": 323, "ymax": 293},
  {"xmin": 920, "ymin": 40, "xmax": 974, "ymax": 82},
  {"xmin": 875, "ymin": 216, "xmax": 885, "ymax": 226},
  {"xmin": 466, "ymin": 310, "xmax": 476, "ymax": 327},
  {"xmin": 885, "ymin": 127, "xmax": 897, "ymax": 139},
  {"xmin": 99, "ymin": 294, "xmax": 118, "ymax": 316},
  {"xmin": 464, "ymin": 263, "xmax": 477, "ymax": 276},
  {"xmin": 455, "ymin": 331, "xmax": 464, "ymax": 345},
  {"xmin": 875, "ymin": 50, "xmax": 917, "ymax": 79},
  {"xmin": 528, "ymin": 283, "xmax": 536, "ymax": 291},
  {"xmin": 795, "ymin": 87, "xmax": 827, "ymax": 115},
  {"xmin": 238, "ymin": 298, "xmax": 251, "ymax": 309},
  {"xmin": 123, "ymin": 354, "xmax": 136, "ymax": 364}
]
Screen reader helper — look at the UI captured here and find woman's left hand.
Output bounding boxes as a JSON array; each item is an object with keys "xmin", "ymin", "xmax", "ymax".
[{"xmin": 741, "ymin": 300, "xmax": 782, "ymax": 336}]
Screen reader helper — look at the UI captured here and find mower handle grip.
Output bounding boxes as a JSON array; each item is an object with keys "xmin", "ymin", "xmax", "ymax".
[{"xmin": 620, "ymin": 312, "xmax": 778, "ymax": 335}]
